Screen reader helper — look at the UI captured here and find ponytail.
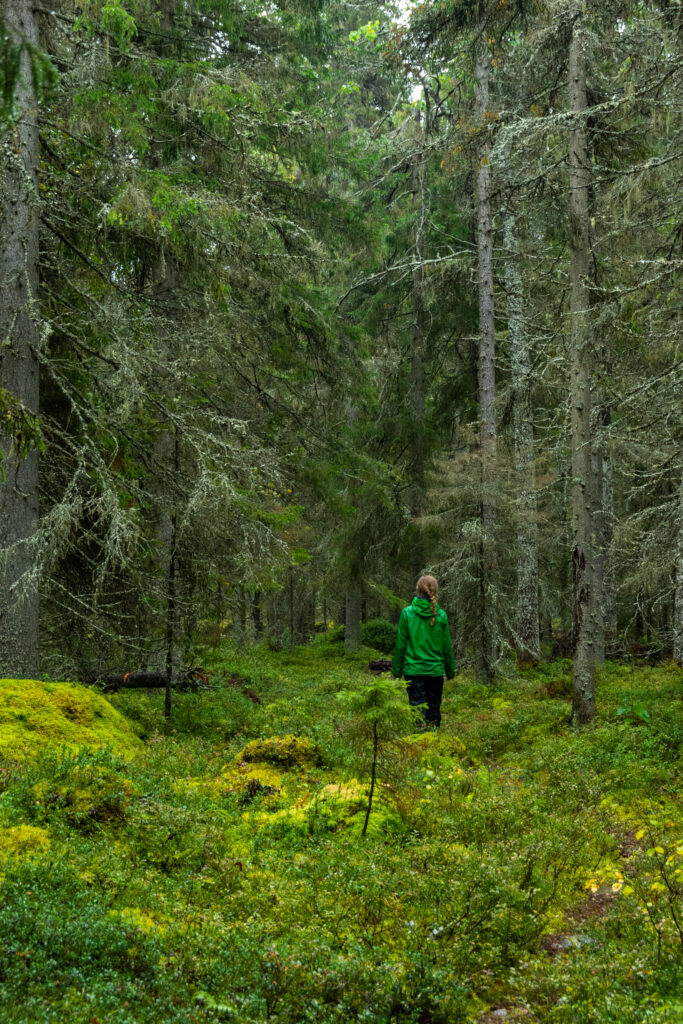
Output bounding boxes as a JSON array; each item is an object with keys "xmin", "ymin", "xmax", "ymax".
[{"xmin": 416, "ymin": 574, "xmax": 439, "ymax": 627}]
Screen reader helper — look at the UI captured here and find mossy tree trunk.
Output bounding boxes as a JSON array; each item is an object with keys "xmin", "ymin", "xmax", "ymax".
[
  {"xmin": 674, "ymin": 472, "xmax": 683, "ymax": 665},
  {"xmin": 253, "ymin": 591, "xmax": 263, "ymax": 637},
  {"xmin": 591, "ymin": 400, "xmax": 609, "ymax": 666},
  {"xmin": 345, "ymin": 573, "xmax": 362, "ymax": 652},
  {"xmin": 410, "ymin": 107, "xmax": 426, "ymax": 585},
  {"xmin": 569, "ymin": 13, "xmax": 596, "ymax": 724},
  {"xmin": 164, "ymin": 429, "xmax": 179, "ymax": 719},
  {"xmin": 475, "ymin": 45, "xmax": 498, "ymax": 682},
  {"xmin": 504, "ymin": 206, "xmax": 540, "ymax": 664},
  {"xmin": 0, "ymin": 0, "xmax": 40, "ymax": 678}
]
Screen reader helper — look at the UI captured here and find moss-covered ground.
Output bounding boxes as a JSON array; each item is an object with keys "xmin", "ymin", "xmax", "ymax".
[{"xmin": 0, "ymin": 645, "xmax": 681, "ymax": 1023}]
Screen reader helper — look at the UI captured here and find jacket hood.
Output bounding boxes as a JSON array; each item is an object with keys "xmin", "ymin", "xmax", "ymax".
[{"xmin": 411, "ymin": 596, "xmax": 437, "ymax": 618}]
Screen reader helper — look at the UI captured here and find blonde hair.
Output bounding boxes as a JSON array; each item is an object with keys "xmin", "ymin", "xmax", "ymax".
[{"xmin": 416, "ymin": 574, "xmax": 438, "ymax": 626}]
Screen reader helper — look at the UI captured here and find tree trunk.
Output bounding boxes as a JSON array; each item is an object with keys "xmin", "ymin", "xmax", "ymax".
[
  {"xmin": 601, "ymin": 442, "xmax": 616, "ymax": 642},
  {"xmin": 504, "ymin": 208, "xmax": 540, "ymax": 664},
  {"xmin": 165, "ymin": 516, "xmax": 177, "ymax": 719},
  {"xmin": 253, "ymin": 591, "xmax": 263, "ymax": 637},
  {"xmin": 296, "ymin": 580, "xmax": 316, "ymax": 642},
  {"xmin": 674, "ymin": 473, "xmax": 683, "ymax": 665},
  {"xmin": 591, "ymin": 421, "xmax": 605, "ymax": 666},
  {"xmin": 345, "ymin": 574, "xmax": 362, "ymax": 652},
  {"xmin": 164, "ymin": 428, "xmax": 180, "ymax": 718},
  {"xmin": 569, "ymin": 16, "xmax": 596, "ymax": 724},
  {"xmin": 289, "ymin": 566, "xmax": 295, "ymax": 646},
  {"xmin": 362, "ymin": 721, "xmax": 378, "ymax": 838},
  {"xmin": 0, "ymin": 0, "xmax": 41, "ymax": 678},
  {"xmin": 475, "ymin": 47, "xmax": 497, "ymax": 682},
  {"xmin": 410, "ymin": 110, "xmax": 426, "ymax": 585},
  {"xmin": 147, "ymin": 243, "xmax": 184, "ymax": 676}
]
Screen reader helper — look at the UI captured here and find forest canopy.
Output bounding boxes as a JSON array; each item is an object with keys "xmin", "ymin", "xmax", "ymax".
[{"xmin": 1, "ymin": 0, "xmax": 682, "ymax": 719}]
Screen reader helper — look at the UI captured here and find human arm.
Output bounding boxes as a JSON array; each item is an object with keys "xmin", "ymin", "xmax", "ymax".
[
  {"xmin": 392, "ymin": 609, "xmax": 408, "ymax": 678},
  {"xmin": 443, "ymin": 616, "xmax": 455, "ymax": 680}
]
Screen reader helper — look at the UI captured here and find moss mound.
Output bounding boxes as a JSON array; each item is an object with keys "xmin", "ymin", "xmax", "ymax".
[
  {"xmin": 249, "ymin": 779, "xmax": 401, "ymax": 843},
  {"xmin": 179, "ymin": 762, "xmax": 284, "ymax": 804},
  {"xmin": 33, "ymin": 764, "xmax": 138, "ymax": 832},
  {"xmin": 0, "ymin": 825, "xmax": 50, "ymax": 861},
  {"xmin": 307, "ymin": 779, "xmax": 402, "ymax": 835},
  {"xmin": 0, "ymin": 679, "xmax": 142, "ymax": 760},
  {"xmin": 237, "ymin": 734, "xmax": 320, "ymax": 768}
]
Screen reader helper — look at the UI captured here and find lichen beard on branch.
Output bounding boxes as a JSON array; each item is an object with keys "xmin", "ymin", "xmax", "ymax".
[{"xmin": 416, "ymin": 574, "xmax": 438, "ymax": 626}]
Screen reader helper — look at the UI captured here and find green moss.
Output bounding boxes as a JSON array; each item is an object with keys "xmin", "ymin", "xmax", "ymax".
[
  {"xmin": 0, "ymin": 824, "xmax": 50, "ymax": 860},
  {"xmin": 401, "ymin": 731, "xmax": 467, "ymax": 757},
  {"xmin": 0, "ymin": 679, "xmax": 142, "ymax": 760},
  {"xmin": 109, "ymin": 906, "xmax": 170, "ymax": 934},
  {"xmin": 33, "ymin": 764, "xmax": 138, "ymax": 831},
  {"xmin": 305, "ymin": 779, "xmax": 402, "ymax": 837},
  {"xmin": 179, "ymin": 762, "xmax": 284, "ymax": 803},
  {"xmin": 0, "ymin": 653, "xmax": 679, "ymax": 1023},
  {"xmin": 237, "ymin": 734, "xmax": 320, "ymax": 768}
]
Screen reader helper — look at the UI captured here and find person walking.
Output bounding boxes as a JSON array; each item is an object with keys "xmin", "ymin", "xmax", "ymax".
[{"xmin": 392, "ymin": 575, "xmax": 455, "ymax": 727}]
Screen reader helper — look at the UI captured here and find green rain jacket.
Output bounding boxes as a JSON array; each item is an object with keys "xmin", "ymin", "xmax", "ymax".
[{"xmin": 392, "ymin": 597, "xmax": 456, "ymax": 679}]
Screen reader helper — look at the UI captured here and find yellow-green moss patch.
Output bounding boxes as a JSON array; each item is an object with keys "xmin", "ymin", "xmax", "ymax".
[
  {"xmin": 34, "ymin": 766, "xmax": 138, "ymax": 829},
  {"xmin": 0, "ymin": 824, "xmax": 50, "ymax": 860},
  {"xmin": 110, "ymin": 906, "xmax": 170, "ymax": 934},
  {"xmin": 0, "ymin": 679, "xmax": 142, "ymax": 760},
  {"xmin": 237, "ymin": 734, "xmax": 320, "ymax": 768},
  {"xmin": 179, "ymin": 762, "xmax": 285, "ymax": 804},
  {"xmin": 306, "ymin": 778, "xmax": 398, "ymax": 831},
  {"xmin": 394, "ymin": 731, "xmax": 471, "ymax": 769}
]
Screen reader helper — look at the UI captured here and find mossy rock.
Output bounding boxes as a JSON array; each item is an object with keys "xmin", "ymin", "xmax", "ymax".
[
  {"xmin": 305, "ymin": 779, "xmax": 402, "ymax": 837},
  {"xmin": 0, "ymin": 679, "xmax": 142, "ymax": 760},
  {"xmin": 408, "ymin": 731, "xmax": 466, "ymax": 754},
  {"xmin": 397, "ymin": 731, "xmax": 470, "ymax": 763},
  {"xmin": 180, "ymin": 763, "xmax": 284, "ymax": 804},
  {"xmin": 0, "ymin": 824, "xmax": 50, "ymax": 860},
  {"xmin": 33, "ymin": 764, "xmax": 138, "ymax": 831},
  {"xmin": 237, "ymin": 734, "xmax": 320, "ymax": 769},
  {"xmin": 247, "ymin": 779, "xmax": 401, "ymax": 845}
]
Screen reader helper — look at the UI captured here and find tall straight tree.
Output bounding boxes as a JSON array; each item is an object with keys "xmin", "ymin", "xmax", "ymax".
[
  {"xmin": 410, "ymin": 103, "xmax": 427, "ymax": 584},
  {"xmin": 0, "ymin": 0, "xmax": 40, "ymax": 677},
  {"xmin": 674, "ymin": 470, "xmax": 683, "ymax": 665},
  {"xmin": 503, "ymin": 202, "xmax": 540, "ymax": 663},
  {"xmin": 568, "ymin": 9, "xmax": 596, "ymax": 723},
  {"xmin": 475, "ymin": 39, "xmax": 498, "ymax": 681},
  {"xmin": 591, "ymin": 400, "xmax": 609, "ymax": 665}
]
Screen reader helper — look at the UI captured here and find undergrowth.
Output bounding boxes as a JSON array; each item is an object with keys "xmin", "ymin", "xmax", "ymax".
[{"xmin": 0, "ymin": 644, "xmax": 680, "ymax": 1023}]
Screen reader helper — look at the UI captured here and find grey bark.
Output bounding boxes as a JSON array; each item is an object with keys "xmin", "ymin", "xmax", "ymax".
[
  {"xmin": 410, "ymin": 108, "xmax": 426, "ymax": 585},
  {"xmin": 601, "ymin": 447, "xmax": 616, "ymax": 640},
  {"xmin": 569, "ymin": 16, "xmax": 596, "ymax": 724},
  {"xmin": 149, "ymin": 254, "xmax": 181, "ymax": 677},
  {"xmin": 503, "ymin": 210, "xmax": 540, "ymax": 663},
  {"xmin": 157, "ymin": 426, "xmax": 180, "ymax": 717},
  {"xmin": 345, "ymin": 574, "xmax": 362, "ymax": 652},
  {"xmin": 591, "ymin": 405, "xmax": 607, "ymax": 666},
  {"xmin": 674, "ymin": 473, "xmax": 683, "ymax": 664},
  {"xmin": 289, "ymin": 566, "xmax": 295, "ymax": 646},
  {"xmin": 165, "ymin": 495, "xmax": 177, "ymax": 719},
  {"xmin": 0, "ymin": 0, "xmax": 40, "ymax": 677},
  {"xmin": 253, "ymin": 590, "xmax": 263, "ymax": 637},
  {"xmin": 475, "ymin": 48, "xmax": 497, "ymax": 682}
]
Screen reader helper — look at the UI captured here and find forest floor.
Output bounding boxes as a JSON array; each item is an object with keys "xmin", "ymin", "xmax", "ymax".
[{"xmin": 0, "ymin": 643, "xmax": 681, "ymax": 1023}]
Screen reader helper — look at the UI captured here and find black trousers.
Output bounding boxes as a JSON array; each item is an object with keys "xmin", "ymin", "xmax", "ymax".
[{"xmin": 405, "ymin": 675, "xmax": 444, "ymax": 726}]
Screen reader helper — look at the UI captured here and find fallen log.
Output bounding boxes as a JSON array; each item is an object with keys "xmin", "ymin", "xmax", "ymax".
[{"xmin": 88, "ymin": 667, "xmax": 209, "ymax": 693}]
